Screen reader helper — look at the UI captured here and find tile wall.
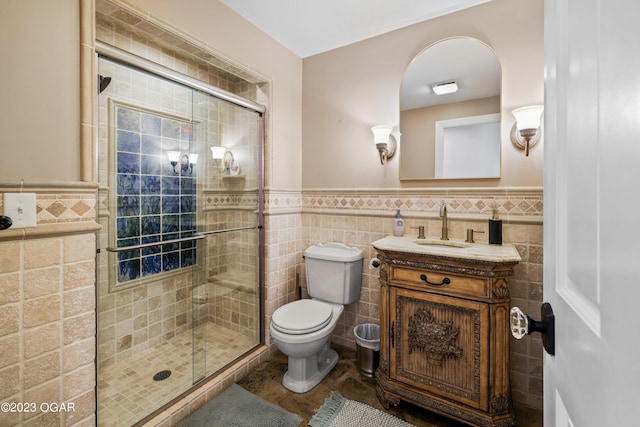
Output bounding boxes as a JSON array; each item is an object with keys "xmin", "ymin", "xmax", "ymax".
[{"xmin": 0, "ymin": 217, "xmax": 98, "ymax": 426}]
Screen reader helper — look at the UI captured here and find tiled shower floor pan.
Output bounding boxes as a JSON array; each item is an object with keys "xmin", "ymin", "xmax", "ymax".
[{"xmin": 97, "ymin": 322, "xmax": 257, "ymax": 426}]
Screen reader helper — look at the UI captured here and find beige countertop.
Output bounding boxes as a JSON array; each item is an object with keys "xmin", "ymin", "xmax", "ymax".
[{"xmin": 371, "ymin": 235, "xmax": 522, "ymax": 263}]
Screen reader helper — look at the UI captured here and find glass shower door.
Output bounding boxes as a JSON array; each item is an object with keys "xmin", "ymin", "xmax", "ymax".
[{"xmin": 192, "ymin": 89, "xmax": 262, "ymax": 378}]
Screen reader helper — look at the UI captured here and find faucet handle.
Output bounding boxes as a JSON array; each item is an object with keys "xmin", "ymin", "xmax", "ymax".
[
  {"xmin": 411, "ymin": 226, "xmax": 425, "ymax": 239},
  {"xmin": 465, "ymin": 228, "xmax": 485, "ymax": 243}
]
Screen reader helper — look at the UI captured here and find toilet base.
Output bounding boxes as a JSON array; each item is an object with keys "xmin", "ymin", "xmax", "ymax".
[{"xmin": 282, "ymin": 344, "xmax": 338, "ymax": 393}]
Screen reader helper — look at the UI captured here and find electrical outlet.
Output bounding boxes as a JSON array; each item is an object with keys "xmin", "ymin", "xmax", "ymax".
[{"xmin": 3, "ymin": 193, "xmax": 37, "ymax": 229}]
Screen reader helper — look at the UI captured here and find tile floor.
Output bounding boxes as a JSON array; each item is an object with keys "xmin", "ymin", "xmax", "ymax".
[
  {"xmin": 98, "ymin": 323, "xmax": 257, "ymax": 426},
  {"xmin": 238, "ymin": 348, "xmax": 543, "ymax": 427}
]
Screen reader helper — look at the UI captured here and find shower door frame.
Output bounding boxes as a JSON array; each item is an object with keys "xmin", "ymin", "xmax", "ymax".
[{"xmin": 95, "ymin": 40, "xmax": 266, "ymax": 423}]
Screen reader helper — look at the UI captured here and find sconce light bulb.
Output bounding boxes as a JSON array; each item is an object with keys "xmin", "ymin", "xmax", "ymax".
[
  {"xmin": 371, "ymin": 125, "xmax": 392, "ymax": 144},
  {"xmin": 167, "ymin": 151, "xmax": 181, "ymax": 174},
  {"xmin": 167, "ymin": 151, "xmax": 181, "ymax": 162},
  {"xmin": 210, "ymin": 146, "xmax": 225, "ymax": 160},
  {"xmin": 512, "ymin": 105, "xmax": 543, "ymax": 130}
]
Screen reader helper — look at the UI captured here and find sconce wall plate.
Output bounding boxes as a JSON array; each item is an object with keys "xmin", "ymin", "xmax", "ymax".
[
  {"xmin": 510, "ymin": 124, "xmax": 541, "ymax": 152},
  {"xmin": 377, "ymin": 135, "xmax": 397, "ymax": 164}
]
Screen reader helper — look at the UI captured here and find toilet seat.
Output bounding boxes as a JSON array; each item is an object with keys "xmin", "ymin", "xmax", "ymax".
[{"xmin": 272, "ymin": 299, "xmax": 333, "ymax": 335}]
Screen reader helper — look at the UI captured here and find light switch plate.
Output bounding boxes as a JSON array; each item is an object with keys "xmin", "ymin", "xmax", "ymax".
[{"xmin": 4, "ymin": 193, "xmax": 37, "ymax": 229}]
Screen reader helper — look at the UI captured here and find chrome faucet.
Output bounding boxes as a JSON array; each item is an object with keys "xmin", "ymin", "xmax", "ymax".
[{"xmin": 440, "ymin": 204, "xmax": 449, "ymax": 240}]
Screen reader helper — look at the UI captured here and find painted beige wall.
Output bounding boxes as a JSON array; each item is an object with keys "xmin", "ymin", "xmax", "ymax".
[
  {"xmin": 302, "ymin": 0, "xmax": 544, "ymax": 188},
  {"xmin": 0, "ymin": 0, "xmax": 80, "ymax": 182},
  {"xmin": 121, "ymin": 0, "xmax": 303, "ymax": 191}
]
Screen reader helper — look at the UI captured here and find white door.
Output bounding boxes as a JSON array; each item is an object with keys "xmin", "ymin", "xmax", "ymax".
[{"xmin": 543, "ymin": 0, "xmax": 640, "ymax": 426}]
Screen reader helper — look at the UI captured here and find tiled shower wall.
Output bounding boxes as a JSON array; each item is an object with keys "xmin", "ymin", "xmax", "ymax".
[{"xmin": 294, "ymin": 188, "xmax": 544, "ymax": 410}]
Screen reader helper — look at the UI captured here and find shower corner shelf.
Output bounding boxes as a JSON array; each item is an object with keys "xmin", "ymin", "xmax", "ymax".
[{"xmin": 222, "ymin": 173, "xmax": 245, "ymax": 179}]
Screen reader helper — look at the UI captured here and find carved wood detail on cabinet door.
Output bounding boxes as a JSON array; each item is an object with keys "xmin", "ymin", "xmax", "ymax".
[{"xmin": 408, "ymin": 307, "xmax": 463, "ymax": 365}]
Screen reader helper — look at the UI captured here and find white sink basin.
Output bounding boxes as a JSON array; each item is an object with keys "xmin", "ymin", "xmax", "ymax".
[{"xmin": 412, "ymin": 239, "xmax": 471, "ymax": 248}]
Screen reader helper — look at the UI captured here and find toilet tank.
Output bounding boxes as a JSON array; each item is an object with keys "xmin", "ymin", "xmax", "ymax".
[{"xmin": 304, "ymin": 242, "xmax": 363, "ymax": 304}]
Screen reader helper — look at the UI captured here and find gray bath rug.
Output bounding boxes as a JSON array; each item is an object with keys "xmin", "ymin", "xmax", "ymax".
[
  {"xmin": 176, "ymin": 384, "xmax": 302, "ymax": 427},
  {"xmin": 310, "ymin": 391, "xmax": 415, "ymax": 427}
]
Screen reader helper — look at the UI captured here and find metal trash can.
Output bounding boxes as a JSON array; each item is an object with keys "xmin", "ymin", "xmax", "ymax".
[{"xmin": 353, "ymin": 323, "xmax": 380, "ymax": 377}]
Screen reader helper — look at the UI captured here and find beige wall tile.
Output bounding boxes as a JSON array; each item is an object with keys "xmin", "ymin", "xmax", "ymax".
[
  {"xmin": 63, "ymin": 234, "xmax": 96, "ymax": 263},
  {"xmin": 24, "ymin": 239, "xmax": 61, "ymax": 269},
  {"xmin": 23, "ymin": 267, "xmax": 61, "ymax": 299},
  {"xmin": 63, "ymin": 260, "xmax": 95, "ymax": 291},
  {"xmin": 23, "ymin": 378, "xmax": 61, "ymax": 413},
  {"xmin": 63, "ymin": 338, "xmax": 95, "ymax": 373},
  {"xmin": 0, "ymin": 272, "xmax": 20, "ymax": 305},
  {"xmin": 0, "ymin": 334, "xmax": 19, "ymax": 369},
  {"xmin": 63, "ymin": 364, "xmax": 95, "ymax": 401},
  {"xmin": 24, "ymin": 351, "xmax": 60, "ymax": 390},
  {"xmin": 64, "ymin": 312, "xmax": 96, "ymax": 345},
  {"xmin": 23, "ymin": 295, "xmax": 61, "ymax": 328},
  {"xmin": 63, "ymin": 390, "xmax": 96, "ymax": 427},
  {"xmin": 0, "ymin": 242, "xmax": 21, "ymax": 273},
  {"xmin": 0, "ymin": 365, "xmax": 20, "ymax": 400},
  {"xmin": 24, "ymin": 323, "xmax": 60, "ymax": 359},
  {"xmin": 0, "ymin": 304, "xmax": 19, "ymax": 337},
  {"xmin": 64, "ymin": 286, "xmax": 95, "ymax": 318}
]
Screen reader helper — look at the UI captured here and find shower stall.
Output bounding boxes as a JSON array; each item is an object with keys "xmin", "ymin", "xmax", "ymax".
[{"xmin": 95, "ymin": 43, "xmax": 264, "ymax": 426}]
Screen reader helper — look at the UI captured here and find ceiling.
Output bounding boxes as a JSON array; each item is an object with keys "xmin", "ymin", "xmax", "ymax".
[{"xmin": 219, "ymin": 0, "xmax": 493, "ymax": 58}]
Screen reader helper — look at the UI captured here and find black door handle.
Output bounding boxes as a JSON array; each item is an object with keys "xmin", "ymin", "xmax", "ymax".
[
  {"xmin": 0, "ymin": 216, "xmax": 12, "ymax": 230},
  {"xmin": 510, "ymin": 303, "xmax": 555, "ymax": 355}
]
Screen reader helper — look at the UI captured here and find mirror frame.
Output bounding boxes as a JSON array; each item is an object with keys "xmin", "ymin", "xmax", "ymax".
[{"xmin": 399, "ymin": 37, "xmax": 502, "ymax": 181}]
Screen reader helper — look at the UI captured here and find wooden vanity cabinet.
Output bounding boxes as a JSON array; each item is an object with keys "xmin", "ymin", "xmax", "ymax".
[{"xmin": 374, "ymin": 247, "xmax": 519, "ymax": 427}]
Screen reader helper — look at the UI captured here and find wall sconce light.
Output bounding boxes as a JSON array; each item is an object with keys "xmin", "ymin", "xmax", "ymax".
[
  {"xmin": 371, "ymin": 125, "xmax": 397, "ymax": 165},
  {"xmin": 167, "ymin": 151, "xmax": 198, "ymax": 175},
  {"xmin": 167, "ymin": 151, "xmax": 181, "ymax": 174},
  {"xmin": 511, "ymin": 105, "xmax": 544, "ymax": 156},
  {"xmin": 210, "ymin": 146, "xmax": 234, "ymax": 174}
]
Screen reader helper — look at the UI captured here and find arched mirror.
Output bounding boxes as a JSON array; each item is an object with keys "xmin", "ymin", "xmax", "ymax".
[{"xmin": 399, "ymin": 38, "xmax": 501, "ymax": 180}]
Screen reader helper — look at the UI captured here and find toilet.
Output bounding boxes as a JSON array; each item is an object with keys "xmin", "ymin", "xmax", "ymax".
[{"xmin": 269, "ymin": 242, "xmax": 363, "ymax": 393}]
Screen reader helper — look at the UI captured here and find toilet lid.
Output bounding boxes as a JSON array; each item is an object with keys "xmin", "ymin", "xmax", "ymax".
[{"xmin": 272, "ymin": 299, "xmax": 333, "ymax": 335}]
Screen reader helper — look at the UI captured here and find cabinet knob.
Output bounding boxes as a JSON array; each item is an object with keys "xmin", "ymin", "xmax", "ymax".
[{"xmin": 510, "ymin": 303, "xmax": 555, "ymax": 355}]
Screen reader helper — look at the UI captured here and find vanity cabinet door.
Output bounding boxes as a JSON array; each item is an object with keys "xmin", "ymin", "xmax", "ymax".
[{"xmin": 389, "ymin": 287, "xmax": 490, "ymax": 411}]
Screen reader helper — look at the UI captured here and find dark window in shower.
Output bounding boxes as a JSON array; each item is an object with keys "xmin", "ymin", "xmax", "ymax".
[{"xmin": 115, "ymin": 105, "xmax": 196, "ymax": 283}]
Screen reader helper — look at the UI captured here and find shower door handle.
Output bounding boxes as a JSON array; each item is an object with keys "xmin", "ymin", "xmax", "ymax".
[
  {"xmin": 106, "ymin": 234, "xmax": 206, "ymax": 252},
  {"xmin": 105, "ymin": 226, "xmax": 259, "ymax": 252}
]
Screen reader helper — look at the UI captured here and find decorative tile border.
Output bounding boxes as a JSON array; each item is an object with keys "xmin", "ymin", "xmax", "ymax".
[
  {"xmin": 13, "ymin": 187, "xmax": 539, "ymax": 224},
  {"xmin": 0, "ymin": 183, "xmax": 98, "ymax": 227},
  {"xmin": 264, "ymin": 190, "xmax": 303, "ymax": 214},
  {"xmin": 203, "ymin": 190, "xmax": 260, "ymax": 211},
  {"xmin": 300, "ymin": 188, "xmax": 543, "ymax": 223}
]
